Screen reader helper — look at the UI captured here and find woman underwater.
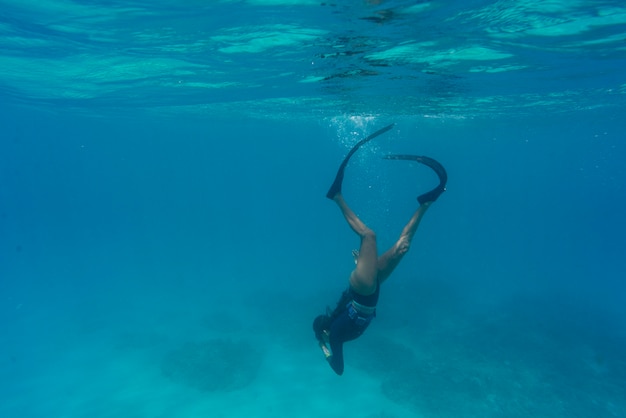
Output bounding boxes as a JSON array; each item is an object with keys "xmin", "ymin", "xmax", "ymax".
[{"xmin": 313, "ymin": 124, "xmax": 447, "ymax": 375}]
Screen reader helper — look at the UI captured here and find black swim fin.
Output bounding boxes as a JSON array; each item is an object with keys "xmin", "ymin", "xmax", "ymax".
[
  {"xmin": 383, "ymin": 154, "xmax": 448, "ymax": 204},
  {"xmin": 326, "ymin": 123, "xmax": 395, "ymax": 199}
]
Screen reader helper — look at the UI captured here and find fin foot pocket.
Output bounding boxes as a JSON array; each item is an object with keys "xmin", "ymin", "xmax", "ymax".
[
  {"xmin": 326, "ymin": 123, "xmax": 395, "ymax": 199},
  {"xmin": 383, "ymin": 154, "xmax": 447, "ymax": 203}
]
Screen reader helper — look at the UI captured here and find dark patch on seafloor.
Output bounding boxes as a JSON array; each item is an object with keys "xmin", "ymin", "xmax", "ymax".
[
  {"xmin": 349, "ymin": 305, "xmax": 626, "ymax": 418},
  {"xmin": 345, "ymin": 279, "xmax": 626, "ymax": 417},
  {"xmin": 161, "ymin": 339, "xmax": 263, "ymax": 392}
]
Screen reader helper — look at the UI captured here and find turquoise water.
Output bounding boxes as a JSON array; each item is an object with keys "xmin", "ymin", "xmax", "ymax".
[{"xmin": 1, "ymin": 1, "xmax": 625, "ymax": 417}]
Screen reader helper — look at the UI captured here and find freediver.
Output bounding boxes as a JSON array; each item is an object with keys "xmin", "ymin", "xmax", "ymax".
[{"xmin": 313, "ymin": 124, "xmax": 447, "ymax": 375}]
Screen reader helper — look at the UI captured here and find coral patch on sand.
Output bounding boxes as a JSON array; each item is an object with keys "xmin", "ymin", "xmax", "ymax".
[{"xmin": 161, "ymin": 339, "xmax": 263, "ymax": 392}]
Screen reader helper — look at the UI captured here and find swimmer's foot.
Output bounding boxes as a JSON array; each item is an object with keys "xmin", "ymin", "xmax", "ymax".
[
  {"xmin": 418, "ymin": 187, "xmax": 445, "ymax": 205},
  {"xmin": 326, "ymin": 170, "xmax": 344, "ymax": 200}
]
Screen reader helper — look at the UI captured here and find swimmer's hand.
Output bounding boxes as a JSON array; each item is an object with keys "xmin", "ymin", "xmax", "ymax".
[{"xmin": 352, "ymin": 249, "xmax": 359, "ymax": 265}]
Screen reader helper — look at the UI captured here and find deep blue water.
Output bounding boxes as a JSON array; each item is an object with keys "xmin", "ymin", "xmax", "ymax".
[{"xmin": 1, "ymin": 1, "xmax": 626, "ymax": 417}]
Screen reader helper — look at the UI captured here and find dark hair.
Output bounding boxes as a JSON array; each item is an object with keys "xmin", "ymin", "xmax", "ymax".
[
  {"xmin": 312, "ymin": 314, "xmax": 330, "ymax": 342},
  {"xmin": 313, "ymin": 288, "xmax": 353, "ymax": 342}
]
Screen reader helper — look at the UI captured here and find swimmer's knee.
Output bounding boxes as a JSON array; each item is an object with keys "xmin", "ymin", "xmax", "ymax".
[
  {"xmin": 361, "ymin": 228, "xmax": 376, "ymax": 242},
  {"xmin": 396, "ymin": 235, "xmax": 411, "ymax": 255}
]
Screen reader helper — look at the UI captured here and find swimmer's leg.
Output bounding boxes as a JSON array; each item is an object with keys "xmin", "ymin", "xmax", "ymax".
[
  {"xmin": 377, "ymin": 201, "xmax": 431, "ymax": 283},
  {"xmin": 375, "ymin": 154, "xmax": 446, "ymax": 282},
  {"xmin": 332, "ymin": 194, "xmax": 378, "ymax": 294}
]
